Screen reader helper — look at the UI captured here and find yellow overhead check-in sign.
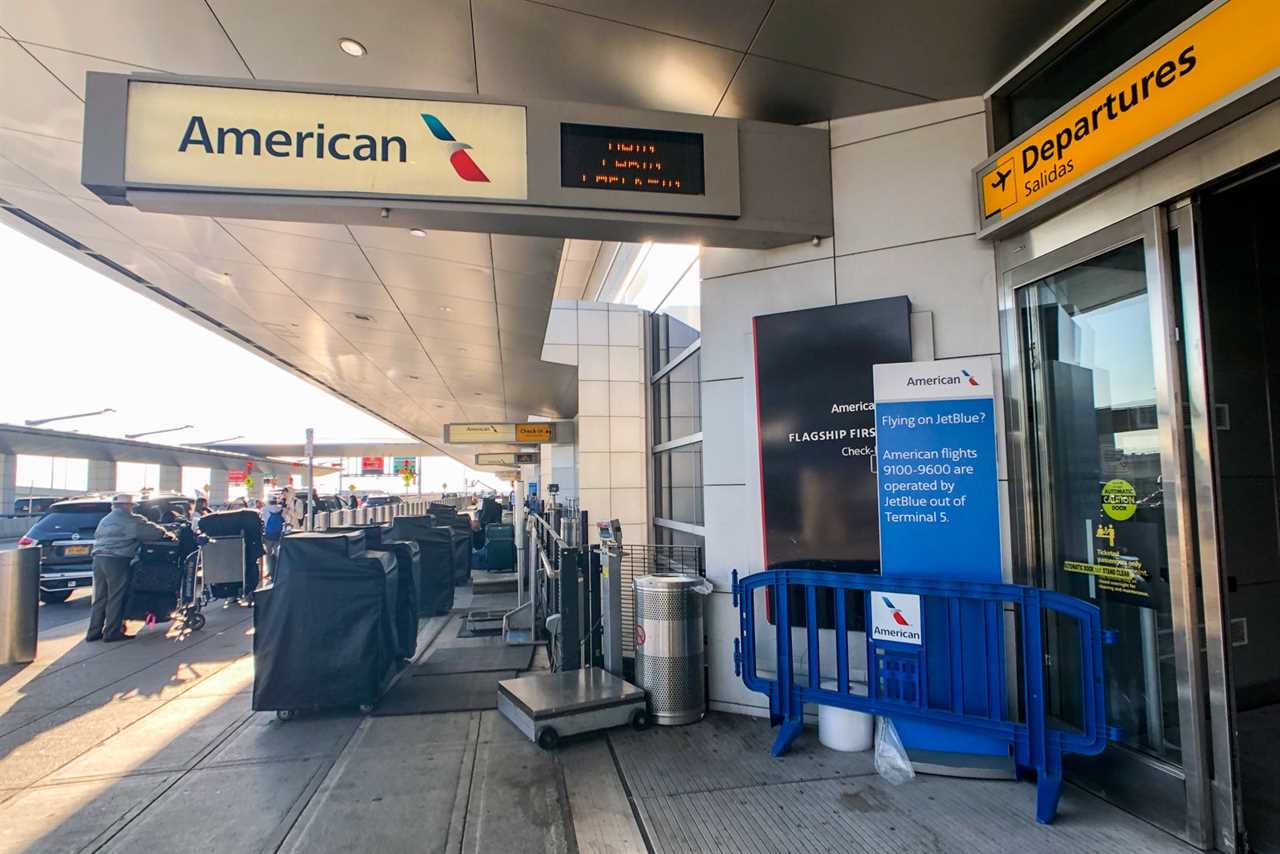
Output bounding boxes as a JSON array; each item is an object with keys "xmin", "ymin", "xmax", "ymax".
[
  {"xmin": 977, "ymin": 0, "xmax": 1279, "ymax": 227},
  {"xmin": 445, "ymin": 422, "xmax": 559, "ymax": 444},
  {"xmin": 124, "ymin": 82, "xmax": 528, "ymax": 201}
]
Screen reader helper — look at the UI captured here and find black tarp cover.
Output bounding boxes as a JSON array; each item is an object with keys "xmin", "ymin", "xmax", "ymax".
[
  {"xmin": 388, "ymin": 516, "xmax": 454, "ymax": 614},
  {"xmin": 449, "ymin": 529, "xmax": 471, "ymax": 585},
  {"xmin": 252, "ymin": 533, "xmax": 398, "ymax": 712},
  {"xmin": 368, "ymin": 539, "xmax": 421, "ymax": 659}
]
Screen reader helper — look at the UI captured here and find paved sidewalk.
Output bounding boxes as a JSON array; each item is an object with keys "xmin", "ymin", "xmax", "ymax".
[{"xmin": 0, "ymin": 589, "xmax": 1195, "ymax": 854}]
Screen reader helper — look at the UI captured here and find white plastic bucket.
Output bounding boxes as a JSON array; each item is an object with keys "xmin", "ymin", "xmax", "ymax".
[{"xmin": 818, "ymin": 679, "xmax": 874, "ymax": 752}]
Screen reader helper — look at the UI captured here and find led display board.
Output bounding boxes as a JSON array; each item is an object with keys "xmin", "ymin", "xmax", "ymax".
[{"xmin": 560, "ymin": 123, "xmax": 704, "ymax": 195}]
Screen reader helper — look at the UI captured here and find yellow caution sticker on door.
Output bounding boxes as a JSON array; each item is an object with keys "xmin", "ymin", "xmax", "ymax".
[{"xmin": 1101, "ymin": 479, "xmax": 1137, "ymax": 521}]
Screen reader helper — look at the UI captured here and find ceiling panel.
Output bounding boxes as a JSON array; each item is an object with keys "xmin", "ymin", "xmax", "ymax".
[
  {"xmin": 350, "ymin": 226, "xmax": 492, "ymax": 267},
  {"xmin": 716, "ymin": 55, "xmax": 926, "ymax": 124},
  {"xmin": 501, "ymin": 330, "xmax": 555, "ymax": 356},
  {"xmin": 415, "ymin": 335, "xmax": 503, "ymax": 366},
  {"xmin": 471, "ymin": 0, "xmax": 739, "ymax": 115},
  {"xmin": 494, "ymin": 269, "xmax": 558, "ymax": 309},
  {"xmin": 216, "ymin": 218, "xmax": 355, "ymax": 243},
  {"xmin": 222, "ymin": 225, "xmax": 378, "ymax": 281},
  {"xmin": 0, "ymin": 154, "xmax": 48, "ymax": 194},
  {"xmin": 491, "ymin": 234, "xmax": 562, "ymax": 275},
  {"xmin": 0, "ymin": 0, "xmax": 248, "ymax": 77},
  {"xmin": 24, "ymin": 44, "xmax": 161, "ymax": 98},
  {"xmin": 0, "ymin": 39, "xmax": 86, "ymax": 141},
  {"xmin": 0, "ymin": 129, "xmax": 89, "ymax": 198},
  {"xmin": 535, "ymin": 0, "xmax": 771, "ymax": 51},
  {"xmin": 275, "ymin": 269, "xmax": 397, "ymax": 310},
  {"xmin": 306, "ymin": 299, "xmax": 415, "ymax": 334},
  {"xmin": 0, "ymin": 185, "xmax": 125, "ymax": 244},
  {"xmin": 752, "ymin": 0, "xmax": 1087, "ymax": 100},
  {"xmin": 209, "ymin": 0, "xmax": 476, "ymax": 93},
  {"xmin": 404, "ymin": 314, "xmax": 501, "ymax": 349},
  {"xmin": 151, "ymin": 251, "xmax": 294, "ymax": 295},
  {"xmin": 497, "ymin": 302, "xmax": 554, "ymax": 338},
  {"xmin": 361, "ymin": 246, "xmax": 496, "ymax": 300},
  {"xmin": 72, "ymin": 202, "xmax": 256, "ymax": 262},
  {"xmin": 388, "ymin": 288, "xmax": 497, "ymax": 326}
]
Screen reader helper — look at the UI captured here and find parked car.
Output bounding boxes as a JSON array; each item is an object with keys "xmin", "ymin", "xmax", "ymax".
[
  {"xmin": 18, "ymin": 494, "xmax": 193, "ymax": 603},
  {"xmin": 13, "ymin": 496, "xmax": 68, "ymax": 516},
  {"xmin": 362, "ymin": 493, "xmax": 402, "ymax": 508}
]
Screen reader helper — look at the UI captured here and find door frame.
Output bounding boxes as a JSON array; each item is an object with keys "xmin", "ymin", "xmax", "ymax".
[
  {"xmin": 1168, "ymin": 199, "xmax": 1242, "ymax": 853},
  {"xmin": 997, "ymin": 207, "xmax": 1214, "ymax": 848}
]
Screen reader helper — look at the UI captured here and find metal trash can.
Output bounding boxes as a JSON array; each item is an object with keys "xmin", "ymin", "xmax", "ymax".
[
  {"xmin": 633, "ymin": 574, "xmax": 713, "ymax": 725},
  {"xmin": 0, "ymin": 546, "xmax": 40, "ymax": 665}
]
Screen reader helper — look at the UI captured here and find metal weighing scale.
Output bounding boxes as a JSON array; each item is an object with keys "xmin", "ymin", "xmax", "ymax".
[{"xmin": 497, "ymin": 519, "xmax": 649, "ymax": 749}]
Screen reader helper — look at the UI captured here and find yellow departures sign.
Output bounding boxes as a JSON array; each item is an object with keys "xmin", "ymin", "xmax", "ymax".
[{"xmin": 978, "ymin": 0, "xmax": 1279, "ymax": 225}]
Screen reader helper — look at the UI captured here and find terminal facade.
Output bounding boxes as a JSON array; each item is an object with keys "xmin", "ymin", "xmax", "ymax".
[{"xmin": 0, "ymin": 0, "xmax": 1277, "ymax": 849}]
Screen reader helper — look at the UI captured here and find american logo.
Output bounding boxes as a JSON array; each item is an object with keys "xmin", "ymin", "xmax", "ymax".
[
  {"xmin": 420, "ymin": 113, "xmax": 490, "ymax": 183},
  {"xmin": 882, "ymin": 596, "xmax": 910, "ymax": 626}
]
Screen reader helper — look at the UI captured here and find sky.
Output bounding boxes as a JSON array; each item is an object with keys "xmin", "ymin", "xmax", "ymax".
[{"xmin": 1, "ymin": 222, "xmax": 506, "ymax": 493}]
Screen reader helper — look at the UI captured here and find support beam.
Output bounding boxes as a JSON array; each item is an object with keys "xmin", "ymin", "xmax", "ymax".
[
  {"xmin": 158, "ymin": 464, "xmax": 180, "ymax": 494},
  {"xmin": 0, "ymin": 453, "xmax": 15, "ymax": 512},
  {"xmin": 208, "ymin": 469, "xmax": 229, "ymax": 505},
  {"xmin": 87, "ymin": 459, "xmax": 116, "ymax": 494}
]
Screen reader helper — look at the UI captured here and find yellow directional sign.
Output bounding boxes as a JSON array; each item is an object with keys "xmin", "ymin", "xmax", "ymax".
[
  {"xmin": 976, "ymin": 0, "xmax": 1280, "ymax": 228},
  {"xmin": 445, "ymin": 422, "xmax": 567, "ymax": 445}
]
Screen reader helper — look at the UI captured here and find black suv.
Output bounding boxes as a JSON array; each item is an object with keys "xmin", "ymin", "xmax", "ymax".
[{"xmin": 19, "ymin": 495, "xmax": 193, "ymax": 603}]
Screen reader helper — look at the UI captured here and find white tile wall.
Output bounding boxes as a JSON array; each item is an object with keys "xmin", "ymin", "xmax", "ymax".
[
  {"xmin": 698, "ymin": 98, "xmax": 1005, "ymax": 711},
  {"xmin": 540, "ymin": 343, "xmax": 577, "ymax": 366},
  {"xmin": 608, "ymin": 417, "xmax": 644, "ymax": 453},
  {"xmin": 608, "ymin": 452, "xmax": 646, "ymax": 489},
  {"xmin": 701, "ymin": 258, "xmax": 835, "ymax": 382},
  {"xmin": 701, "ymin": 378, "xmax": 747, "ymax": 485},
  {"xmin": 835, "ymin": 235, "xmax": 999, "ymax": 356},
  {"xmin": 831, "ymin": 113, "xmax": 989, "ymax": 254},
  {"xmin": 607, "ymin": 346, "xmax": 643, "ymax": 383},
  {"xmin": 577, "ymin": 381, "xmax": 611, "ymax": 416},
  {"xmin": 577, "ymin": 308, "xmax": 610, "ymax": 346},
  {"xmin": 544, "ymin": 308, "xmax": 577, "ymax": 345},
  {"xmin": 577, "ymin": 345, "xmax": 609, "ymax": 380},
  {"xmin": 578, "ymin": 451, "xmax": 611, "ymax": 488},
  {"xmin": 608, "ymin": 381, "xmax": 644, "ymax": 417},
  {"xmin": 578, "ymin": 487, "xmax": 611, "ymax": 524},
  {"xmin": 607, "ymin": 310, "xmax": 643, "ymax": 347},
  {"xmin": 577, "ymin": 416, "xmax": 610, "ymax": 452},
  {"xmin": 610, "ymin": 487, "xmax": 647, "ymax": 525}
]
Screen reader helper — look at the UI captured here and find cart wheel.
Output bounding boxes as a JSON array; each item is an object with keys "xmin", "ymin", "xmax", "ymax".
[
  {"xmin": 629, "ymin": 708, "xmax": 651, "ymax": 731},
  {"xmin": 188, "ymin": 612, "xmax": 206, "ymax": 631},
  {"xmin": 358, "ymin": 703, "xmax": 374, "ymax": 714},
  {"xmin": 276, "ymin": 710, "xmax": 295, "ymax": 722},
  {"xmin": 536, "ymin": 726, "xmax": 559, "ymax": 750}
]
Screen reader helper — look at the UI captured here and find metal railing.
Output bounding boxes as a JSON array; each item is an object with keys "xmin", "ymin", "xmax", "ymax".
[{"xmin": 733, "ymin": 568, "xmax": 1114, "ymax": 825}]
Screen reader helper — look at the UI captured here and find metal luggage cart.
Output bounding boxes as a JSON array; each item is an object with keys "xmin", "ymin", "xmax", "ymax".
[{"xmin": 176, "ymin": 535, "xmax": 249, "ymax": 632}]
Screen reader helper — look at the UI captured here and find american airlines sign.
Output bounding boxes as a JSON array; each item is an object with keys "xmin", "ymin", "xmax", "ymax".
[{"xmin": 123, "ymin": 81, "xmax": 527, "ymax": 201}]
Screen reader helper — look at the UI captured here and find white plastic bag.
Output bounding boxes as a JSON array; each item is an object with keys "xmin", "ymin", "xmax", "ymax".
[{"xmin": 874, "ymin": 716, "xmax": 915, "ymax": 785}]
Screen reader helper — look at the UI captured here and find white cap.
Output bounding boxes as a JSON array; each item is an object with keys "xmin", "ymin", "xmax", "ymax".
[{"xmin": 111, "ymin": 493, "xmax": 134, "ymax": 506}]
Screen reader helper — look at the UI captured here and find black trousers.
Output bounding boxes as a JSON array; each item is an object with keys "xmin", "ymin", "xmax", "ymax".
[{"xmin": 87, "ymin": 555, "xmax": 132, "ymax": 640}]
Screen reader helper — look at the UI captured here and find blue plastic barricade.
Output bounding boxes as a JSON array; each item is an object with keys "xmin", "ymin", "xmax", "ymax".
[{"xmin": 732, "ymin": 568, "xmax": 1116, "ymax": 824}]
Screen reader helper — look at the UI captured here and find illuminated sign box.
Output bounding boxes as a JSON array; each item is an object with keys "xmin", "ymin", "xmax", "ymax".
[
  {"xmin": 560, "ymin": 123, "xmax": 704, "ymax": 195},
  {"xmin": 974, "ymin": 0, "xmax": 1280, "ymax": 236},
  {"xmin": 124, "ymin": 82, "xmax": 528, "ymax": 201},
  {"xmin": 445, "ymin": 422, "xmax": 570, "ymax": 445}
]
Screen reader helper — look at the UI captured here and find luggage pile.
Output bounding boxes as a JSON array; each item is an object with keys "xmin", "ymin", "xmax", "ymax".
[
  {"xmin": 124, "ymin": 524, "xmax": 198, "ymax": 622},
  {"xmin": 196, "ymin": 508, "xmax": 264, "ymax": 598},
  {"xmin": 252, "ymin": 530, "xmax": 401, "ymax": 718}
]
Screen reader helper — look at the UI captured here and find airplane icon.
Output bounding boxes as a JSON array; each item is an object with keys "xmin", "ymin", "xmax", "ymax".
[{"xmin": 991, "ymin": 169, "xmax": 1012, "ymax": 191}]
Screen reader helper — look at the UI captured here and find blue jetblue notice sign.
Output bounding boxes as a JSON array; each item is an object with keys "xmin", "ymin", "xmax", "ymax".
[{"xmin": 873, "ymin": 358, "xmax": 1001, "ymax": 581}]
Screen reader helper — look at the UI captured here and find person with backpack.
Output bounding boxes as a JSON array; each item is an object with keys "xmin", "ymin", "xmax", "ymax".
[{"xmin": 262, "ymin": 496, "xmax": 286, "ymax": 575}]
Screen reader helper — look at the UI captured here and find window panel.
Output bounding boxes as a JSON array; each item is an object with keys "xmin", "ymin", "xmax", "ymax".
[{"xmin": 654, "ymin": 442, "xmax": 703, "ymax": 525}]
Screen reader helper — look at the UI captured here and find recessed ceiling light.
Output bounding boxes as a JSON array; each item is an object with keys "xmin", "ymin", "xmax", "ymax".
[
  {"xmin": 408, "ymin": 228, "xmax": 427, "ymax": 238},
  {"xmin": 407, "ymin": 374, "xmax": 421, "ymax": 380},
  {"xmin": 348, "ymin": 312, "xmax": 375, "ymax": 322},
  {"xmin": 338, "ymin": 37, "xmax": 367, "ymax": 57},
  {"xmin": 439, "ymin": 306, "xmax": 453, "ymax": 312}
]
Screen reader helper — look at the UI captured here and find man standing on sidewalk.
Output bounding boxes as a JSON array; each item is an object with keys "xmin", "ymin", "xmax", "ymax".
[{"xmin": 87, "ymin": 493, "xmax": 173, "ymax": 643}]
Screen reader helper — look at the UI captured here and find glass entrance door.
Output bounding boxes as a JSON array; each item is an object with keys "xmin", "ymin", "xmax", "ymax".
[{"xmin": 1003, "ymin": 210, "xmax": 1212, "ymax": 846}]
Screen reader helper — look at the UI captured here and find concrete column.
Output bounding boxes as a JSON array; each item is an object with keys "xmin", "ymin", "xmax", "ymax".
[
  {"xmin": 209, "ymin": 469, "xmax": 229, "ymax": 505},
  {"xmin": 158, "ymin": 464, "xmax": 180, "ymax": 494},
  {"xmin": 0, "ymin": 453, "xmax": 16, "ymax": 512},
  {"xmin": 87, "ymin": 459, "xmax": 116, "ymax": 494}
]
